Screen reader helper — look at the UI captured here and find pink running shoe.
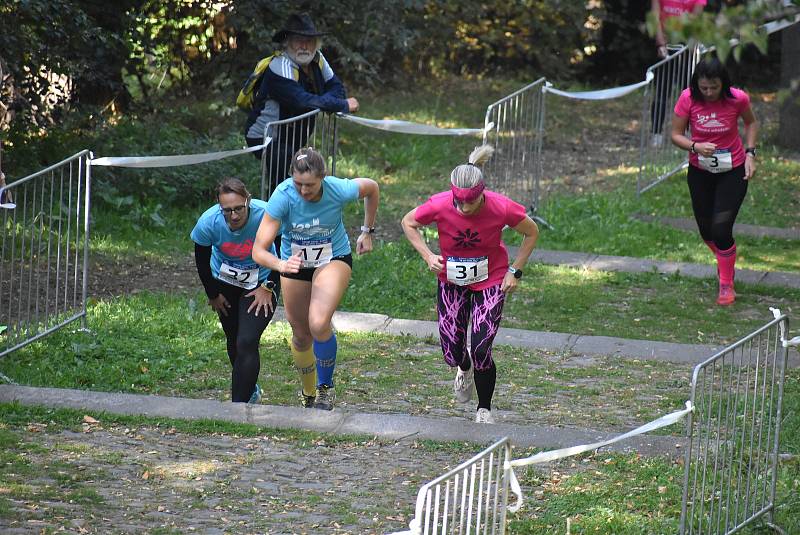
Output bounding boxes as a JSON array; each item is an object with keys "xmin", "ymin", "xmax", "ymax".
[{"xmin": 717, "ymin": 284, "xmax": 736, "ymax": 306}]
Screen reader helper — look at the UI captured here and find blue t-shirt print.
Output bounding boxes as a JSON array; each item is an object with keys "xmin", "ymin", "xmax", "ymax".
[
  {"xmin": 190, "ymin": 198, "xmax": 275, "ymax": 288},
  {"xmin": 266, "ymin": 176, "xmax": 360, "ymax": 265}
]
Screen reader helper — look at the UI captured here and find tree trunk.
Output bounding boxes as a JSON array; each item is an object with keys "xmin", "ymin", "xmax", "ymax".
[{"xmin": 778, "ymin": 22, "xmax": 800, "ymax": 151}]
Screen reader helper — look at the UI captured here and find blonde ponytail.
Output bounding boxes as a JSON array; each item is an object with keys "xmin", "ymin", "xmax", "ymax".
[{"xmin": 451, "ymin": 144, "xmax": 494, "ymax": 188}]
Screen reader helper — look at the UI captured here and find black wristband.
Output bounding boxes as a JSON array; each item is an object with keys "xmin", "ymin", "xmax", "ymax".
[{"xmin": 690, "ymin": 141, "xmax": 696, "ymax": 154}]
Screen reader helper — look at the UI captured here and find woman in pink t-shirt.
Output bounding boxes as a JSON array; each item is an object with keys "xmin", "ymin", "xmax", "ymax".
[
  {"xmin": 401, "ymin": 145, "xmax": 539, "ymax": 424},
  {"xmin": 670, "ymin": 55, "xmax": 759, "ymax": 306}
]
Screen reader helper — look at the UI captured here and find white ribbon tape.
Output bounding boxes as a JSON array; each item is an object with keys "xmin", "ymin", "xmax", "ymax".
[
  {"xmin": 90, "ymin": 140, "xmax": 270, "ymax": 168},
  {"xmin": 763, "ymin": 14, "xmax": 800, "ymax": 35},
  {"xmin": 338, "ymin": 113, "xmax": 488, "ymax": 136},
  {"xmin": 543, "ymin": 72, "xmax": 654, "ymax": 101},
  {"xmin": 770, "ymin": 307, "xmax": 800, "ymax": 347},
  {"xmin": 504, "ymin": 400, "xmax": 693, "ymax": 513}
]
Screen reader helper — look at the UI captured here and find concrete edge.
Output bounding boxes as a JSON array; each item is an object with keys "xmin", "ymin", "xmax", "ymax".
[
  {"xmin": 517, "ymin": 247, "xmax": 800, "ymax": 289},
  {"xmin": 0, "ymin": 384, "xmax": 685, "ymax": 458}
]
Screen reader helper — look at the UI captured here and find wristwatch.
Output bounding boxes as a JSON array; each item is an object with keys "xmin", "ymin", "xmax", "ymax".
[
  {"xmin": 508, "ymin": 266, "xmax": 523, "ymax": 279},
  {"xmin": 261, "ymin": 280, "xmax": 276, "ymax": 291},
  {"xmin": 745, "ymin": 147, "xmax": 757, "ymax": 157},
  {"xmin": 360, "ymin": 225, "xmax": 376, "ymax": 234}
]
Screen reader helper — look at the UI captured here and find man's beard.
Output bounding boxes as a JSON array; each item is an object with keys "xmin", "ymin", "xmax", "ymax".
[{"xmin": 288, "ymin": 49, "xmax": 315, "ymax": 66}]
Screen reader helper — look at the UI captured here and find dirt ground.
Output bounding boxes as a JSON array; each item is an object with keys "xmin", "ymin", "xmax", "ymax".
[{"xmin": 1, "ymin": 425, "xmax": 458, "ymax": 534}]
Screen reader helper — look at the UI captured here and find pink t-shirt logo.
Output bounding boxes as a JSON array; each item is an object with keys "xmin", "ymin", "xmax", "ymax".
[
  {"xmin": 454, "ymin": 229, "xmax": 481, "ymax": 249},
  {"xmin": 696, "ymin": 112, "xmax": 725, "ymax": 129}
]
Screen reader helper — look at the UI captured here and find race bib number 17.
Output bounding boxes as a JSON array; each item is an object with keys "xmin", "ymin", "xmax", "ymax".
[{"xmin": 291, "ymin": 239, "xmax": 333, "ymax": 268}]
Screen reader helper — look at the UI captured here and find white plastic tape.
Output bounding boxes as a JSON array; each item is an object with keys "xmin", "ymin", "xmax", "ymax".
[
  {"xmin": 504, "ymin": 400, "xmax": 693, "ymax": 513},
  {"xmin": 763, "ymin": 13, "xmax": 800, "ymax": 35},
  {"xmin": 338, "ymin": 113, "xmax": 488, "ymax": 136},
  {"xmin": 90, "ymin": 140, "xmax": 270, "ymax": 168},
  {"xmin": 543, "ymin": 72, "xmax": 654, "ymax": 100}
]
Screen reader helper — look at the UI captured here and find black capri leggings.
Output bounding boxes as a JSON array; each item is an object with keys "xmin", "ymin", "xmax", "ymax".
[
  {"xmin": 687, "ymin": 163, "xmax": 748, "ymax": 251},
  {"xmin": 216, "ymin": 276, "xmax": 279, "ymax": 402}
]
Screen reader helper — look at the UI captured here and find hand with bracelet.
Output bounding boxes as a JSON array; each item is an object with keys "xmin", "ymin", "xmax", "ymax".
[
  {"xmin": 690, "ymin": 140, "xmax": 718, "ymax": 158},
  {"xmin": 245, "ymin": 279, "xmax": 277, "ymax": 317}
]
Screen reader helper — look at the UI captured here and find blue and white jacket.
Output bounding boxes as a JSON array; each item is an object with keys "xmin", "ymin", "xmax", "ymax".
[{"xmin": 245, "ymin": 51, "xmax": 348, "ymax": 141}]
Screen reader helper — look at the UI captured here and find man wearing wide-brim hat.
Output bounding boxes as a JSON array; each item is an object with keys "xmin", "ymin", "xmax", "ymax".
[{"xmin": 244, "ymin": 13, "xmax": 359, "ymax": 197}]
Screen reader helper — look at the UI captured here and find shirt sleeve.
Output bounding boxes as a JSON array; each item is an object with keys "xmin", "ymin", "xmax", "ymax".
[
  {"xmin": 735, "ymin": 88, "xmax": 751, "ymax": 114},
  {"xmin": 674, "ymin": 90, "xmax": 691, "ymax": 117},
  {"xmin": 504, "ymin": 199, "xmax": 528, "ymax": 228},
  {"xmin": 342, "ymin": 178, "xmax": 360, "ymax": 202},
  {"xmin": 265, "ymin": 188, "xmax": 289, "ymax": 221},
  {"xmin": 413, "ymin": 197, "xmax": 438, "ymax": 226},
  {"xmin": 190, "ymin": 215, "xmax": 213, "ymax": 246}
]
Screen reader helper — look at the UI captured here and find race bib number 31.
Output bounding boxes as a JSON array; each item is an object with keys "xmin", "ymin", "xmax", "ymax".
[
  {"xmin": 218, "ymin": 262, "xmax": 258, "ymax": 289},
  {"xmin": 447, "ymin": 256, "xmax": 489, "ymax": 286},
  {"xmin": 291, "ymin": 239, "xmax": 333, "ymax": 268},
  {"xmin": 698, "ymin": 149, "xmax": 732, "ymax": 174}
]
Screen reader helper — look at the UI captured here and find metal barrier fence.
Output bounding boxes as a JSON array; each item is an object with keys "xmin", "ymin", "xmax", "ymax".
[
  {"xmin": 637, "ymin": 44, "xmax": 702, "ymax": 194},
  {"xmin": 259, "ymin": 109, "xmax": 338, "ymax": 200},
  {"xmin": 401, "ymin": 437, "xmax": 512, "ymax": 535},
  {"xmin": 482, "ymin": 78, "xmax": 547, "ymax": 215},
  {"xmin": 0, "ymin": 151, "xmax": 92, "ymax": 358},
  {"xmin": 680, "ymin": 313, "xmax": 789, "ymax": 535}
]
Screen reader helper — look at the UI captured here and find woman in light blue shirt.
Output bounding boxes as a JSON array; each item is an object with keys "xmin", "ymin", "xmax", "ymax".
[
  {"xmin": 191, "ymin": 178, "xmax": 279, "ymax": 404},
  {"xmin": 253, "ymin": 147, "xmax": 379, "ymax": 411}
]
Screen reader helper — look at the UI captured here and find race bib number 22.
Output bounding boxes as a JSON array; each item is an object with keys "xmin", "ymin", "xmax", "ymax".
[{"xmin": 218, "ymin": 262, "xmax": 258, "ymax": 289}]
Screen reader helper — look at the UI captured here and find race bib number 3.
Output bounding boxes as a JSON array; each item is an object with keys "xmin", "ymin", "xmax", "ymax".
[
  {"xmin": 291, "ymin": 239, "xmax": 333, "ymax": 268},
  {"xmin": 698, "ymin": 149, "xmax": 733, "ymax": 174},
  {"xmin": 447, "ymin": 256, "xmax": 489, "ymax": 286},
  {"xmin": 218, "ymin": 262, "xmax": 259, "ymax": 289}
]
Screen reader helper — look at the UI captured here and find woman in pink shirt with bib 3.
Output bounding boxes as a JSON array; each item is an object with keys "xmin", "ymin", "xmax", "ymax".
[
  {"xmin": 401, "ymin": 145, "xmax": 539, "ymax": 424},
  {"xmin": 671, "ymin": 56, "xmax": 759, "ymax": 306}
]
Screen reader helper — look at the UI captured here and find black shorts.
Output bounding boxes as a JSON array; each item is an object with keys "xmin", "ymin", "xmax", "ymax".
[{"xmin": 280, "ymin": 254, "xmax": 353, "ymax": 282}]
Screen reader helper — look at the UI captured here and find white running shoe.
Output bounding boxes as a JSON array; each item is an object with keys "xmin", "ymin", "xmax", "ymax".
[
  {"xmin": 453, "ymin": 365, "xmax": 474, "ymax": 403},
  {"xmin": 475, "ymin": 408, "xmax": 495, "ymax": 424}
]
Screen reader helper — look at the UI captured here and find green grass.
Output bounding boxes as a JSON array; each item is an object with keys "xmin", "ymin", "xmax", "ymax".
[
  {"xmin": 0, "ymin": 291, "xmax": 698, "ymax": 431},
  {"xmin": 507, "ymin": 451, "xmax": 800, "ymax": 534},
  {"xmin": 2, "ymin": 291, "xmax": 799, "ymax": 441},
  {"xmin": 530, "ymin": 153, "xmax": 800, "ymax": 273},
  {"xmin": 345, "ymin": 240, "xmax": 800, "ymax": 344}
]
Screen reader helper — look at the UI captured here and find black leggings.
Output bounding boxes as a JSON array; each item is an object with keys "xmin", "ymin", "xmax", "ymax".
[
  {"xmin": 216, "ymin": 279, "xmax": 279, "ymax": 402},
  {"xmin": 687, "ymin": 164, "xmax": 748, "ymax": 251}
]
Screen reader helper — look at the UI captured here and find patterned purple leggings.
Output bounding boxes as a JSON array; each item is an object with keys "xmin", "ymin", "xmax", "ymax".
[{"xmin": 437, "ymin": 280, "xmax": 505, "ymax": 371}]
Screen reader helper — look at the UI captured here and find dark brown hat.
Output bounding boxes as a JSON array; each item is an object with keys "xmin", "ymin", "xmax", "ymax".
[{"xmin": 272, "ymin": 13, "xmax": 326, "ymax": 43}]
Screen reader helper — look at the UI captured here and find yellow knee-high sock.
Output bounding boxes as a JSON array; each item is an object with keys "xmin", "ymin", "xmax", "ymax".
[{"xmin": 291, "ymin": 343, "xmax": 317, "ymax": 396}]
